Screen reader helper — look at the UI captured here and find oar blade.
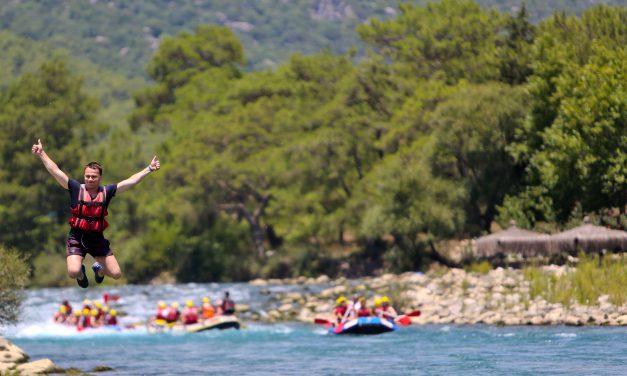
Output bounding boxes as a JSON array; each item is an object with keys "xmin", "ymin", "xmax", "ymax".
[
  {"xmin": 406, "ymin": 310, "xmax": 421, "ymax": 317},
  {"xmin": 314, "ymin": 318, "xmax": 332, "ymax": 326}
]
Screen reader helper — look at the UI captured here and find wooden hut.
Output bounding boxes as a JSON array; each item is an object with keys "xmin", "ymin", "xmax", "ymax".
[
  {"xmin": 476, "ymin": 221, "xmax": 551, "ymax": 258},
  {"xmin": 550, "ymin": 216, "xmax": 627, "ymax": 254}
]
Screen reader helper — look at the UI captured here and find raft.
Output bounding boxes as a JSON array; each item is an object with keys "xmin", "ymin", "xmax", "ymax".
[
  {"xmin": 147, "ymin": 315, "xmax": 241, "ymax": 334},
  {"xmin": 331, "ymin": 317, "xmax": 397, "ymax": 335}
]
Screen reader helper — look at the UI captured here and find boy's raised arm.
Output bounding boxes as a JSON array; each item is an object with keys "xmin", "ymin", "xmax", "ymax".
[{"xmin": 32, "ymin": 139, "xmax": 69, "ymax": 189}]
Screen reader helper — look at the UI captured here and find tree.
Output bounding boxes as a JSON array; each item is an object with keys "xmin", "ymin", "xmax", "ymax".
[
  {"xmin": 358, "ymin": 0, "xmax": 505, "ymax": 85},
  {"xmin": 498, "ymin": 3, "xmax": 535, "ymax": 85},
  {"xmin": 429, "ymin": 83, "xmax": 529, "ymax": 233},
  {"xmin": 0, "ymin": 59, "xmax": 102, "ymax": 253},
  {"xmin": 130, "ymin": 24, "xmax": 245, "ymax": 131},
  {"xmin": 505, "ymin": 5, "xmax": 627, "ymax": 223},
  {"xmin": 0, "ymin": 245, "xmax": 30, "ymax": 325}
]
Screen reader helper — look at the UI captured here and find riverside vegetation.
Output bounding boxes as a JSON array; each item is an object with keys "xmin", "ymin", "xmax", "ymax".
[
  {"xmin": 0, "ymin": 1, "xmax": 625, "ymax": 288},
  {"xmin": 244, "ymin": 253, "xmax": 627, "ymax": 326}
]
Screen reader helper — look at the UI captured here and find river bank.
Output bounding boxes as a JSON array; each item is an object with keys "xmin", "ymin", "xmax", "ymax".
[{"xmin": 245, "ymin": 266, "xmax": 627, "ymax": 326}]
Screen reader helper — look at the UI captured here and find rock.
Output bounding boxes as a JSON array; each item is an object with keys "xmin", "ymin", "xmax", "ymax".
[
  {"xmin": 284, "ymin": 292, "xmax": 302, "ymax": 302},
  {"xmin": 249, "ymin": 278, "xmax": 268, "ymax": 286},
  {"xmin": 315, "ymin": 275, "xmax": 330, "ymax": 284},
  {"xmin": 565, "ymin": 315, "xmax": 583, "ymax": 326},
  {"xmin": 617, "ymin": 314, "xmax": 627, "ymax": 325},
  {"xmin": 16, "ymin": 358, "xmax": 58, "ymax": 375},
  {"xmin": 0, "ymin": 337, "xmax": 29, "ymax": 364},
  {"xmin": 0, "ymin": 362, "xmax": 15, "ymax": 373},
  {"xmin": 278, "ymin": 303, "xmax": 293, "ymax": 312}
]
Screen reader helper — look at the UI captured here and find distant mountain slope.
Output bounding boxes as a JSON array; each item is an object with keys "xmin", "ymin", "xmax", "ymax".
[
  {"xmin": 1, "ymin": 0, "xmax": 623, "ymax": 78},
  {"xmin": 0, "ymin": 31, "xmax": 145, "ymax": 127}
]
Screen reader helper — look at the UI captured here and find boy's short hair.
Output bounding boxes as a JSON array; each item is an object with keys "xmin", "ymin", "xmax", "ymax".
[{"xmin": 84, "ymin": 161, "xmax": 103, "ymax": 175}]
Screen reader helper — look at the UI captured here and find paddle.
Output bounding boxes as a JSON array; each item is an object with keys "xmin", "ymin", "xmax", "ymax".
[
  {"xmin": 385, "ymin": 309, "xmax": 421, "ymax": 326},
  {"xmin": 314, "ymin": 318, "xmax": 334, "ymax": 327}
]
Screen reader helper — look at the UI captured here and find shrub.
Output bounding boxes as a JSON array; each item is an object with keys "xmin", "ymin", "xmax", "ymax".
[{"xmin": 0, "ymin": 245, "xmax": 30, "ymax": 325}]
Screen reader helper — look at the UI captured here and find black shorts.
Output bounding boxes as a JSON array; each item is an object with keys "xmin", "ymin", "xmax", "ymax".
[{"xmin": 66, "ymin": 230, "xmax": 113, "ymax": 258}]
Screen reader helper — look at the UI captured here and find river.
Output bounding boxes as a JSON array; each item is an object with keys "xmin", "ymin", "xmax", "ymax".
[{"xmin": 2, "ymin": 283, "xmax": 626, "ymax": 375}]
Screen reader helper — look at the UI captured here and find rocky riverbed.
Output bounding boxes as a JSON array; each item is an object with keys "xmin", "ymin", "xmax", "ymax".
[{"xmin": 244, "ymin": 266, "xmax": 627, "ymax": 326}]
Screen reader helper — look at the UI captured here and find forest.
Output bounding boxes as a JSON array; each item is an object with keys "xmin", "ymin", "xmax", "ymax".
[{"xmin": 0, "ymin": 0, "xmax": 625, "ymax": 286}]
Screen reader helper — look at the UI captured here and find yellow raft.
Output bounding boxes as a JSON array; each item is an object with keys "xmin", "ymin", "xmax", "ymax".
[{"xmin": 146, "ymin": 315, "xmax": 241, "ymax": 334}]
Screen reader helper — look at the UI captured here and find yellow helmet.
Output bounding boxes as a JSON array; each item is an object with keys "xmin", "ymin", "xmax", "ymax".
[
  {"xmin": 110, "ymin": 309, "xmax": 117, "ymax": 316},
  {"xmin": 83, "ymin": 299, "xmax": 92, "ymax": 306},
  {"xmin": 186, "ymin": 300, "xmax": 194, "ymax": 308},
  {"xmin": 94, "ymin": 301, "xmax": 102, "ymax": 308},
  {"xmin": 74, "ymin": 310, "xmax": 81, "ymax": 317},
  {"xmin": 336, "ymin": 296, "xmax": 347, "ymax": 305},
  {"xmin": 158, "ymin": 301, "xmax": 167, "ymax": 308},
  {"xmin": 171, "ymin": 302, "xmax": 180, "ymax": 308},
  {"xmin": 374, "ymin": 297, "xmax": 382, "ymax": 307},
  {"xmin": 60, "ymin": 305, "xmax": 67, "ymax": 313},
  {"xmin": 381, "ymin": 296, "xmax": 390, "ymax": 303},
  {"xmin": 202, "ymin": 297, "xmax": 210, "ymax": 304},
  {"xmin": 82, "ymin": 308, "xmax": 90, "ymax": 315},
  {"xmin": 91, "ymin": 309, "xmax": 98, "ymax": 316}
]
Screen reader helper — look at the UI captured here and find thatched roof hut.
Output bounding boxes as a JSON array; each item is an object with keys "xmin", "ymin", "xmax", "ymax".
[
  {"xmin": 476, "ymin": 221, "xmax": 551, "ymax": 258},
  {"xmin": 551, "ymin": 216, "xmax": 627, "ymax": 254}
]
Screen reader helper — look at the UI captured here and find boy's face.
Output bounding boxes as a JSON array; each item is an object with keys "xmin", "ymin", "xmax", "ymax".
[{"xmin": 84, "ymin": 167, "xmax": 102, "ymax": 189}]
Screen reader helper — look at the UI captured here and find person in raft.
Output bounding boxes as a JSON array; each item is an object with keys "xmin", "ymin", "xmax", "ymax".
[{"xmin": 32, "ymin": 138, "xmax": 160, "ymax": 288}]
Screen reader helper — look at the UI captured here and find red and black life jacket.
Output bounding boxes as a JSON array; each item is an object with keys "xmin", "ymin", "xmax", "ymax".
[
  {"xmin": 166, "ymin": 308, "xmax": 180, "ymax": 323},
  {"xmin": 155, "ymin": 307, "xmax": 166, "ymax": 321},
  {"xmin": 334, "ymin": 306, "xmax": 347, "ymax": 316},
  {"xmin": 357, "ymin": 308, "xmax": 371, "ymax": 317},
  {"xmin": 222, "ymin": 298, "xmax": 235, "ymax": 314},
  {"xmin": 105, "ymin": 315, "xmax": 118, "ymax": 326},
  {"xmin": 69, "ymin": 185, "xmax": 109, "ymax": 232},
  {"xmin": 183, "ymin": 307, "xmax": 199, "ymax": 324}
]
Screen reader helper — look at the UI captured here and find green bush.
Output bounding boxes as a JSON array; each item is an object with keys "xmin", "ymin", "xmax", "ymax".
[
  {"xmin": 0, "ymin": 245, "xmax": 30, "ymax": 325},
  {"xmin": 465, "ymin": 260, "xmax": 492, "ymax": 274},
  {"xmin": 524, "ymin": 253, "xmax": 627, "ymax": 307}
]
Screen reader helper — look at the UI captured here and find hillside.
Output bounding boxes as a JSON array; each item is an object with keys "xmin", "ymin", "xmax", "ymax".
[
  {"xmin": 1, "ymin": 0, "xmax": 623, "ymax": 78},
  {"xmin": 0, "ymin": 31, "xmax": 144, "ymax": 129}
]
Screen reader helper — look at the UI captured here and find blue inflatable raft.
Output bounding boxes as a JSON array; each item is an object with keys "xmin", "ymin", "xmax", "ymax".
[{"xmin": 331, "ymin": 317, "xmax": 397, "ymax": 335}]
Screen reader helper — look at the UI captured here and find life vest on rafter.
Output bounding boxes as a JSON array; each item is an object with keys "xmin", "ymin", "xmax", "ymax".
[{"xmin": 69, "ymin": 185, "xmax": 109, "ymax": 232}]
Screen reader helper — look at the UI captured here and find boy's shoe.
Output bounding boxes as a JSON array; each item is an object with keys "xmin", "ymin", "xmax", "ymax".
[
  {"xmin": 77, "ymin": 264, "xmax": 89, "ymax": 288},
  {"xmin": 92, "ymin": 262, "xmax": 105, "ymax": 284}
]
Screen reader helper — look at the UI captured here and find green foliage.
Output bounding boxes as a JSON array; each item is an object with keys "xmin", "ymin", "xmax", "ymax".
[
  {"xmin": 429, "ymin": 82, "xmax": 529, "ymax": 233},
  {"xmin": 524, "ymin": 253, "xmax": 627, "ymax": 306},
  {"xmin": 358, "ymin": 0, "xmax": 505, "ymax": 84},
  {"xmin": 1, "ymin": 0, "xmax": 614, "ymax": 78},
  {"xmin": 1, "ymin": 2, "xmax": 625, "ymax": 284},
  {"xmin": 505, "ymin": 5, "xmax": 627, "ymax": 224},
  {"xmin": 0, "ymin": 59, "xmax": 103, "ymax": 253},
  {"xmin": 0, "ymin": 245, "xmax": 30, "ymax": 325},
  {"xmin": 498, "ymin": 4, "xmax": 535, "ymax": 84},
  {"xmin": 465, "ymin": 260, "xmax": 492, "ymax": 274}
]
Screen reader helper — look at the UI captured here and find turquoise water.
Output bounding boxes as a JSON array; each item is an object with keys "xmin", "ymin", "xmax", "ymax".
[{"xmin": 3, "ymin": 284, "xmax": 627, "ymax": 375}]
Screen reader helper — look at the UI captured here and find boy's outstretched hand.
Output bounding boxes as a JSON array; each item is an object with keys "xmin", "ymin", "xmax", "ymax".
[
  {"xmin": 149, "ymin": 156, "xmax": 160, "ymax": 172},
  {"xmin": 32, "ymin": 139, "xmax": 44, "ymax": 155}
]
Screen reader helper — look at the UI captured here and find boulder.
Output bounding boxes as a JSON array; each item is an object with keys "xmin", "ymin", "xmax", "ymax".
[
  {"xmin": 16, "ymin": 358, "xmax": 57, "ymax": 375},
  {"xmin": 0, "ymin": 362, "xmax": 16, "ymax": 373},
  {"xmin": 0, "ymin": 337, "xmax": 28, "ymax": 364}
]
